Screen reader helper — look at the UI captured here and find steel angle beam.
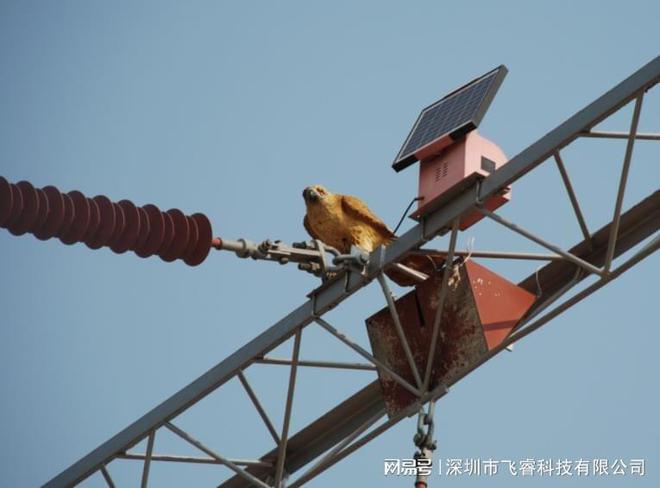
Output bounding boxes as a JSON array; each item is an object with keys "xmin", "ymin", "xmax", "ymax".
[
  {"xmin": 219, "ymin": 382, "xmax": 384, "ymax": 488},
  {"xmin": 44, "ymin": 56, "xmax": 660, "ymax": 488},
  {"xmin": 219, "ymin": 193, "xmax": 659, "ymax": 487},
  {"xmin": 519, "ymin": 190, "xmax": 659, "ymax": 313},
  {"xmin": 478, "ymin": 57, "xmax": 659, "ymax": 198}
]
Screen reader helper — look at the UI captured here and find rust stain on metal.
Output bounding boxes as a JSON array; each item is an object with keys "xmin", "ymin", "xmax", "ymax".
[{"xmin": 365, "ymin": 260, "xmax": 535, "ymax": 417}]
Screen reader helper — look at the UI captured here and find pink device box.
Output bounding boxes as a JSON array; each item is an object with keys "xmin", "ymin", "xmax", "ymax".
[{"xmin": 410, "ymin": 130, "xmax": 511, "ymax": 229}]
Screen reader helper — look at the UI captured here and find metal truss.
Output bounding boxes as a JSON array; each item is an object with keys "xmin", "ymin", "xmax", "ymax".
[{"xmin": 44, "ymin": 56, "xmax": 660, "ymax": 488}]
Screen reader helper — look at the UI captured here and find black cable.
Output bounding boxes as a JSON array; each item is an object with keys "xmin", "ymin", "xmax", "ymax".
[{"xmin": 393, "ymin": 196, "xmax": 424, "ymax": 234}]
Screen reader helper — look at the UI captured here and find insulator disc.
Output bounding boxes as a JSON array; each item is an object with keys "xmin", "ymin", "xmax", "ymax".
[
  {"xmin": 60, "ymin": 190, "xmax": 90, "ymax": 245},
  {"xmin": 184, "ymin": 213, "xmax": 212, "ymax": 266},
  {"xmin": 56, "ymin": 192, "xmax": 76, "ymax": 239},
  {"xmin": 108, "ymin": 202, "xmax": 126, "ymax": 248},
  {"xmin": 8, "ymin": 180, "xmax": 40, "ymax": 236},
  {"xmin": 158, "ymin": 211, "xmax": 175, "ymax": 256},
  {"xmin": 0, "ymin": 176, "xmax": 13, "ymax": 227},
  {"xmin": 82, "ymin": 197, "xmax": 101, "ymax": 242},
  {"xmin": 34, "ymin": 186, "xmax": 65, "ymax": 241},
  {"xmin": 7, "ymin": 184, "xmax": 24, "ymax": 228},
  {"xmin": 85, "ymin": 195, "xmax": 115, "ymax": 249},
  {"xmin": 182, "ymin": 215, "xmax": 199, "ymax": 262},
  {"xmin": 30, "ymin": 188, "xmax": 50, "ymax": 235},
  {"xmin": 6, "ymin": 184, "xmax": 24, "ymax": 229},
  {"xmin": 132, "ymin": 207, "xmax": 150, "ymax": 253},
  {"xmin": 134, "ymin": 204, "xmax": 164, "ymax": 258},
  {"xmin": 159, "ymin": 208, "xmax": 189, "ymax": 262},
  {"xmin": 0, "ymin": 177, "xmax": 213, "ymax": 268},
  {"xmin": 110, "ymin": 200, "xmax": 140, "ymax": 254}
]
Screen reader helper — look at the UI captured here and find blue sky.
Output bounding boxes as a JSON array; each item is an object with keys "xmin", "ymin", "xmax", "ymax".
[{"xmin": 1, "ymin": 1, "xmax": 658, "ymax": 487}]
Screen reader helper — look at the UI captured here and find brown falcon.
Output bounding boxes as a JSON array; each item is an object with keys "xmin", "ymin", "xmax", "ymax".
[{"xmin": 302, "ymin": 184, "xmax": 441, "ymax": 285}]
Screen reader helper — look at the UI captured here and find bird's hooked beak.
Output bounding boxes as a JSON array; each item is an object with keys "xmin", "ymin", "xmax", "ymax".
[{"xmin": 303, "ymin": 187, "xmax": 319, "ymax": 203}]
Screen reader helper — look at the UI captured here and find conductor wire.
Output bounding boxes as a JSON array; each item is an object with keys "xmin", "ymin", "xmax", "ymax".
[{"xmin": 393, "ymin": 196, "xmax": 424, "ymax": 234}]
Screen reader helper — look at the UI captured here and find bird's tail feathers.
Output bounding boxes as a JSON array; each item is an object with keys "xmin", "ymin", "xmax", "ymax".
[{"xmin": 385, "ymin": 251, "xmax": 448, "ymax": 287}]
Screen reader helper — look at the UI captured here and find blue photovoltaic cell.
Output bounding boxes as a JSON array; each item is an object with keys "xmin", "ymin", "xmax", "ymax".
[{"xmin": 394, "ymin": 66, "xmax": 506, "ymax": 170}]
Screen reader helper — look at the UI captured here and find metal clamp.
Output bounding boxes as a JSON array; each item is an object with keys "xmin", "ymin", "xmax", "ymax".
[
  {"xmin": 413, "ymin": 401, "xmax": 437, "ymax": 488},
  {"xmin": 413, "ymin": 402, "xmax": 437, "ymax": 452},
  {"xmin": 214, "ymin": 237, "xmax": 370, "ymax": 281}
]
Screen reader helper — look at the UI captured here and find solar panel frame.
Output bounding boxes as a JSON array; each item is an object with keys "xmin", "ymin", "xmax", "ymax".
[{"xmin": 393, "ymin": 65, "xmax": 508, "ymax": 172}]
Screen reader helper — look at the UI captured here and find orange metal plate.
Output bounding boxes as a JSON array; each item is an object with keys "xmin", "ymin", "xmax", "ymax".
[
  {"xmin": 365, "ymin": 260, "xmax": 535, "ymax": 416},
  {"xmin": 464, "ymin": 260, "xmax": 536, "ymax": 349}
]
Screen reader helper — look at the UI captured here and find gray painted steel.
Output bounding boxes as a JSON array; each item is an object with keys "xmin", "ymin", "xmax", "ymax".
[
  {"xmin": 220, "ymin": 192, "xmax": 659, "ymax": 487},
  {"xmin": 44, "ymin": 56, "xmax": 659, "ymax": 488}
]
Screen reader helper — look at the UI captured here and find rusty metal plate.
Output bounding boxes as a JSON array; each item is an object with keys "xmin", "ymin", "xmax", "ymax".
[{"xmin": 365, "ymin": 260, "xmax": 534, "ymax": 417}]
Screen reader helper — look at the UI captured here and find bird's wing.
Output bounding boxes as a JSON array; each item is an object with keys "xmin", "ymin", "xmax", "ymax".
[
  {"xmin": 303, "ymin": 215, "xmax": 321, "ymax": 240},
  {"xmin": 341, "ymin": 194, "xmax": 396, "ymax": 239}
]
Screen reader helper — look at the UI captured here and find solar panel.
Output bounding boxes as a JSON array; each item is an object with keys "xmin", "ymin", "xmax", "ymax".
[{"xmin": 393, "ymin": 65, "xmax": 507, "ymax": 172}]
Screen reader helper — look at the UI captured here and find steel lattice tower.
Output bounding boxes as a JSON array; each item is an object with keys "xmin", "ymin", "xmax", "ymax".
[{"xmin": 2, "ymin": 56, "xmax": 658, "ymax": 488}]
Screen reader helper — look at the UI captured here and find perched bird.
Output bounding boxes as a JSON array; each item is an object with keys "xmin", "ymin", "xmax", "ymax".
[
  {"xmin": 302, "ymin": 184, "xmax": 442, "ymax": 286},
  {"xmin": 303, "ymin": 184, "xmax": 395, "ymax": 254}
]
